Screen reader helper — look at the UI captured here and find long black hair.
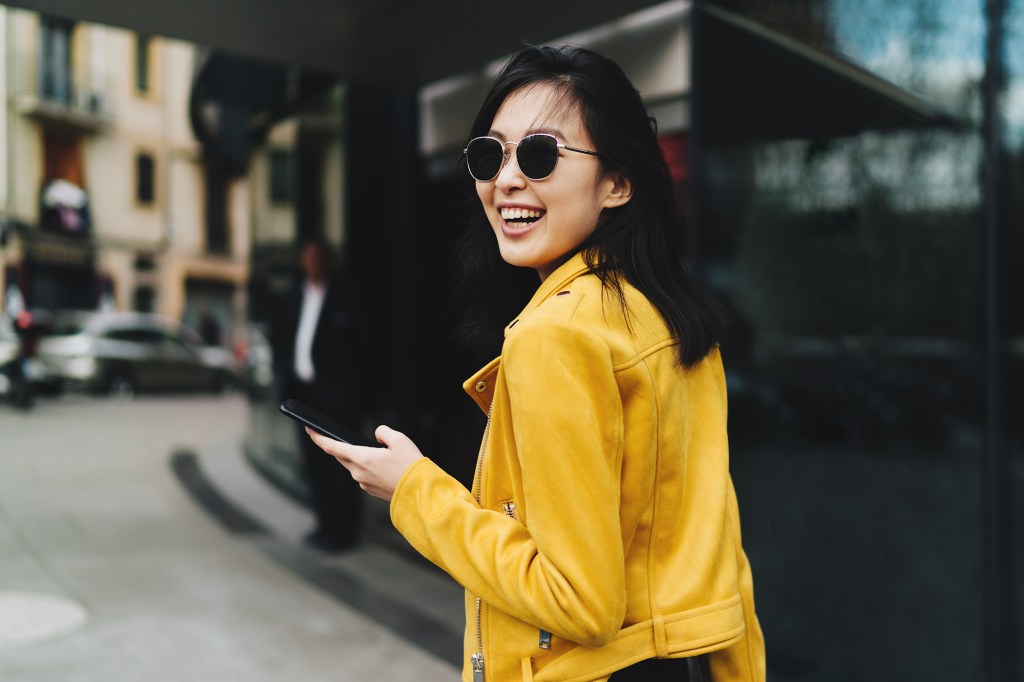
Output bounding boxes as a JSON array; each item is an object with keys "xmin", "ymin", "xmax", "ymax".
[{"xmin": 453, "ymin": 44, "xmax": 724, "ymax": 368}]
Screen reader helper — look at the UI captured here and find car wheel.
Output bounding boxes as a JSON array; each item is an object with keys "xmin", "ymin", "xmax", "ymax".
[
  {"xmin": 108, "ymin": 373, "xmax": 135, "ymax": 401},
  {"xmin": 11, "ymin": 376, "xmax": 34, "ymax": 410}
]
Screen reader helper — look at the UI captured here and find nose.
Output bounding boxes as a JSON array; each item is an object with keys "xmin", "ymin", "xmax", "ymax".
[{"xmin": 494, "ymin": 143, "xmax": 526, "ymax": 192}]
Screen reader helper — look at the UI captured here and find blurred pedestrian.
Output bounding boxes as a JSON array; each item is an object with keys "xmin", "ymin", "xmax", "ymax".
[
  {"xmin": 274, "ymin": 239, "xmax": 364, "ymax": 552},
  {"xmin": 307, "ymin": 45, "xmax": 765, "ymax": 680}
]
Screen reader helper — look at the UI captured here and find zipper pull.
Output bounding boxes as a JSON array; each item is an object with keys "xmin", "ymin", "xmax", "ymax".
[{"xmin": 471, "ymin": 652, "xmax": 485, "ymax": 682}]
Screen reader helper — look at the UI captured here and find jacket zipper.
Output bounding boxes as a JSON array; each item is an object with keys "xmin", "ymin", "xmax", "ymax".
[{"xmin": 471, "ymin": 400, "xmax": 494, "ymax": 682}]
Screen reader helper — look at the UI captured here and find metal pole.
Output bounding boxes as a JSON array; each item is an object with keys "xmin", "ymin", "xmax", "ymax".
[
  {"xmin": 685, "ymin": 1, "xmax": 704, "ymax": 269},
  {"xmin": 981, "ymin": 0, "xmax": 1012, "ymax": 680}
]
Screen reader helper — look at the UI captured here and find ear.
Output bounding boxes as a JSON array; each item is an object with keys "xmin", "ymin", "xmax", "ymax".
[{"xmin": 601, "ymin": 172, "xmax": 633, "ymax": 209}]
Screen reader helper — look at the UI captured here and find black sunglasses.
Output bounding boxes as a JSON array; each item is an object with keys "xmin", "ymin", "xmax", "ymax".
[{"xmin": 463, "ymin": 134, "xmax": 599, "ymax": 182}]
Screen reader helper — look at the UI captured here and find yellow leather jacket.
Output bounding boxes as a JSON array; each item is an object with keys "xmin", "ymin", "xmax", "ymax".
[{"xmin": 391, "ymin": 254, "xmax": 765, "ymax": 682}]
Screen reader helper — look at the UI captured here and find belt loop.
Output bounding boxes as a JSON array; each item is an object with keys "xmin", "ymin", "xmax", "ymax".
[
  {"xmin": 521, "ymin": 656, "xmax": 535, "ymax": 681},
  {"xmin": 652, "ymin": 614, "xmax": 669, "ymax": 658}
]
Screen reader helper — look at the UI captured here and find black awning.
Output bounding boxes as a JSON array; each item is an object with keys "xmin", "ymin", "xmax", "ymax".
[
  {"xmin": 694, "ymin": 3, "xmax": 959, "ymax": 141},
  {"xmin": 2, "ymin": 0, "xmax": 668, "ymax": 86}
]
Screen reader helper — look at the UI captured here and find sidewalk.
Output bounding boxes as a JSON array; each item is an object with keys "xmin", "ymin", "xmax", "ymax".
[
  {"xmin": 0, "ymin": 394, "xmax": 462, "ymax": 681},
  {"xmin": 185, "ymin": 406, "xmax": 466, "ymax": 664}
]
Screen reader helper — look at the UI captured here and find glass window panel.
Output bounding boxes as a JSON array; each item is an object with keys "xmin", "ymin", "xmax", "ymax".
[{"xmin": 696, "ymin": 2, "xmax": 989, "ymax": 678}]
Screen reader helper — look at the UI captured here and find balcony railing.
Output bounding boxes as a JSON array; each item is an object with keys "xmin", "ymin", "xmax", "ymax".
[{"xmin": 11, "ymin": 55, "xmax": 114, "ymax": 132}]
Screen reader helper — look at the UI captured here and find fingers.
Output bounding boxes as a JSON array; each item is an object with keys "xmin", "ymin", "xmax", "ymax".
[
  {"xmin": 304, "ymin": 427, "xmax": 364, "ymax": 461},
  {"xmin": 304, "ymin": 424, "xmax": 420, "ymax": 502}
]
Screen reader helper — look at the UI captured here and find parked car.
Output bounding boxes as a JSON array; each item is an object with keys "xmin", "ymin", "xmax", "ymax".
[{"xmin": 38, "ymin": 311, "xmax": 239, "ymax": 398}]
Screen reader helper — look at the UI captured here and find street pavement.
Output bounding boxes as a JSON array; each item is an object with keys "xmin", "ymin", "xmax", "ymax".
[{"xmin": 0, "ymin": 393, "xmax": 462, "ymax": 681}]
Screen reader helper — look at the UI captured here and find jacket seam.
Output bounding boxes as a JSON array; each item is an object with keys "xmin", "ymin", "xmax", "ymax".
[
  {"xmin": 731, "ymin": 496, "xmax": 761, "ymax": 676},
  {"xmin": 643, "ymin": 350, "xmax": 661, "ymax": 632},
  {"xmin": 612, "ymin": 338, "xmax": 678, "ymax": 373}
]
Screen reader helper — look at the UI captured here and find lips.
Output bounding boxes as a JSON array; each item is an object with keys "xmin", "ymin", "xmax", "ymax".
[{"xmin": 498, "ymin": 204, "xmax": 545, "ymax": 235}]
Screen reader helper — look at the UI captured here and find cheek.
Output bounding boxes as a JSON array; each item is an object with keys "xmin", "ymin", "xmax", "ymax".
[
  {"xmin": 475, "ymin": 183, "xmax": 492, "ymax": 210},
  {"xmin": 476, "ymin": 186, "xmax": 501, "ymax": 230}
]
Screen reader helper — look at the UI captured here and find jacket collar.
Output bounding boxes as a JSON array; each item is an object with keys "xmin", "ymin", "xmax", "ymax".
[
  {"xmin": 503, "ymin": 252, "xmax": 591, "ymax": 337},
  {"xmin": 462, "ymin": 253, "xmax": 592, "ymax": 412}
]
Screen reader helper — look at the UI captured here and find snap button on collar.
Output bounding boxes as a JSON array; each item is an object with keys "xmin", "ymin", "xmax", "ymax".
[{"xmin": 475, "ymin": 381, "xmax": 487, "ymax": 393}]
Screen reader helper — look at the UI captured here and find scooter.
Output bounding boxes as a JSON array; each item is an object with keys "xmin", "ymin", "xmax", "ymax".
[
  {"xmin": 0, "ymin": 341, "xmax": 33, "ymax": 410},
  {"xmin": 0, "ymin": 310, "xmax": 54, "ymax": 409}
]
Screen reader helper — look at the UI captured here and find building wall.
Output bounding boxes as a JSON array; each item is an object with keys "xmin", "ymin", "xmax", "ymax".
[
  {"xmin": 249, "ymin": 119, "xmax": 297, "ymax": 246},
  {"xmin": 0, "ymin": 9, "xmax": 250, "ymax": 348},
  {"xmin": 5, "ymin": 11, "xmax": 44, "ymax": 222}
]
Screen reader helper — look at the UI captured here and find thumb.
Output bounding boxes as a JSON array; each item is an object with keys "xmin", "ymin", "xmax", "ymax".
[{"xmin": 374, "ymin": 424, "xmax": 408, "ymax": 449}]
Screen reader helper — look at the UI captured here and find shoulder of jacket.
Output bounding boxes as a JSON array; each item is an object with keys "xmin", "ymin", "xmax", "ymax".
[
  {"xmin": 509, "ymin": 274, "xmax": 672, "ymax": 362},
  {"xmin": 521, "ymin": 272, "xmax": 603, "ymax": 327},
  {"xmin": 538, "ymin": 274, "xmax": 662, "ymax": 331}
]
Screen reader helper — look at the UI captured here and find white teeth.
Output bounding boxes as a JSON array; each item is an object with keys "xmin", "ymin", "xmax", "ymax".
[{"xmin": 500, "ymin": 207, "xmax": 544, "ymax": 221}]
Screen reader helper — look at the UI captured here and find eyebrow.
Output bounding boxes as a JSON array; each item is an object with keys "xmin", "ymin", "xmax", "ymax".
[{"xmin": 487, "ymin": 126, "xmax": 568, "ymax": 141}]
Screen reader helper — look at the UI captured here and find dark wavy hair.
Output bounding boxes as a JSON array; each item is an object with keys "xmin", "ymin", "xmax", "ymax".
[{"xmin": 452, "ymin": 44, "xmax": 723, "ymax": 367}]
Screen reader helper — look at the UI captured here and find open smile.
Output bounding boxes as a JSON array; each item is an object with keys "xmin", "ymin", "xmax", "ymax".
[{"xmin": 499, "ymin": 206, "xmax": 546, "ymax": 235}]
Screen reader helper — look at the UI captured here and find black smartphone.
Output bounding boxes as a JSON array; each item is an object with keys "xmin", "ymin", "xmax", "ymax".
[{"xmin": 279, "ymin": 398, "xmax": 373, "ymax": 446}]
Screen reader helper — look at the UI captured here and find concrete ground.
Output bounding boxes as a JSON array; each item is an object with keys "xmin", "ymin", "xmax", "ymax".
[{"xmin": 0, "ymin": 393, "xmax": 463, "ymax": 681}]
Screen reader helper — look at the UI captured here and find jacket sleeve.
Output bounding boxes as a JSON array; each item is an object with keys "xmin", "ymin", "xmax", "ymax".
[{"xmin": 390, "ymin": 320, "xmax": 627, "ymax": 647}]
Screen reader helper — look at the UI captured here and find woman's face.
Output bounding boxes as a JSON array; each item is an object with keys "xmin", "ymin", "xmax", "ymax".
[{"xmin": 475, "ymin": 83, "xmax": 630, "ymax": 281}]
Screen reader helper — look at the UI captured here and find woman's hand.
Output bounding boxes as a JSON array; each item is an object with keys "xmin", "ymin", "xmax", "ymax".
[{"xmin": 305, "ymin": 425, "xmax": 423, "ymax": 501}]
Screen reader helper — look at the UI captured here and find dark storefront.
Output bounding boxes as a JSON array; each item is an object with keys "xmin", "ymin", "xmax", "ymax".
[
  {"xmin": 12, "ymin": 227, "xmax": 99, "ymax": 312},
  {"xmin": 690, "ymin": 1, "xmax": 1019, "ymax": 680}
]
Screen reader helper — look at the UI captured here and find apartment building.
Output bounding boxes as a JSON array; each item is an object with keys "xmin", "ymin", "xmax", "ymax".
[{"xmin": 0, "ymin": 8, "xmax": 249, "ymax": 347}]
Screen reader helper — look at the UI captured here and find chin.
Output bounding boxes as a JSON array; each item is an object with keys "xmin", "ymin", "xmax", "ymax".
[{"xmin": 495, "ymin": 246, "xmax": 536, "ymax": 271}]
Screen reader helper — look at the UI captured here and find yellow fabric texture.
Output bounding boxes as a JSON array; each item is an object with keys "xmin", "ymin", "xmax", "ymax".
[{"xmin": 390, "ymin": 253, "xmax": 765, "ymax": 681}]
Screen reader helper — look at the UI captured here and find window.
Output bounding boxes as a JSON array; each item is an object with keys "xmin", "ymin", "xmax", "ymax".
[
  {"xmin": 204, "ymin": 162, "xmax": 229, "ymax": 254},
  {"xmin": 133, "ymin": 286, "xmax": 154, "ymax": 312},
  {"xmin": 103, "ymin": 328, "xmax": 161, "ymax": 344},
  {"xmin": 268, "ymin": 149, "xmax": 293, "ymax": 204},
  {"xmin": 136, "ymin": 153, "xmax": 155, "ymax": 205},
  {"xmin": 133, "ymin": 253, "xmax": 155, "ymax": 272},
  {"xmin": 40, "ymin": 16, "xmax": 73, "ymax": 103},
  {"xmin": 135, "ymin": 34, "xmax": 151, "ymax": 93}
]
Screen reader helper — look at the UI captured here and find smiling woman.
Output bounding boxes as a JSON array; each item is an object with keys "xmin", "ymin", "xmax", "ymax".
[
  {"xmin": 306, "ymin": 44, "xmax": 765, "ymax": 682},
  {"xmin": 473, "ymin": 84, "xmax": 630, "ymax": 281}
]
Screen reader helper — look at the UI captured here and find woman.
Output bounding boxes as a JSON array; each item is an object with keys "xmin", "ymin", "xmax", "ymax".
[{"xmin": 307, "ymin": 45, "xmax": 765, "ymax": 682}]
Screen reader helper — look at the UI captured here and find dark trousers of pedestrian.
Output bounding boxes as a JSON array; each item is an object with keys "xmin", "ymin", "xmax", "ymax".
[{"xmin": 288, "ymin": 377, "xmax": 364, "ymax": 551}]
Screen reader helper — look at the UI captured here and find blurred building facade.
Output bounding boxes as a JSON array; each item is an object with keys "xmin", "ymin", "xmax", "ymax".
[{"xmin": 0, "ymin": 7, "xmax": 250, "ymax": 347}]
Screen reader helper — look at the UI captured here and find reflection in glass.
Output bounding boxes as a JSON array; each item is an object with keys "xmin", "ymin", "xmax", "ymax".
[{"xmin": 697, "ymin": 1, "xmax": 991, "ymax": 679}]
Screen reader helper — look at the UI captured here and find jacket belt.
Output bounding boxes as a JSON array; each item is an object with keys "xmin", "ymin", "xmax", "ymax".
[{"xmin": 530, "ymin": 596, "xmax": 746, "ymax": 682}]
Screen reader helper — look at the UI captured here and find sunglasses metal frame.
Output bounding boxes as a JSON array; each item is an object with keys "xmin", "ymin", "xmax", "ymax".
[{"xmin": 463, "ymin": 133, "xmax": 599, "ymax": 182}]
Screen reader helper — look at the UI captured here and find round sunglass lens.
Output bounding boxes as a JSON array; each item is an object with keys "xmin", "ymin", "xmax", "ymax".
[
  {"xmin": 517, "ymin": 135, "xmax": 559, "ymax": 180},
  {"xmin": 467, "ymin": 138, "xmax": 504, "ymax": 181}
]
